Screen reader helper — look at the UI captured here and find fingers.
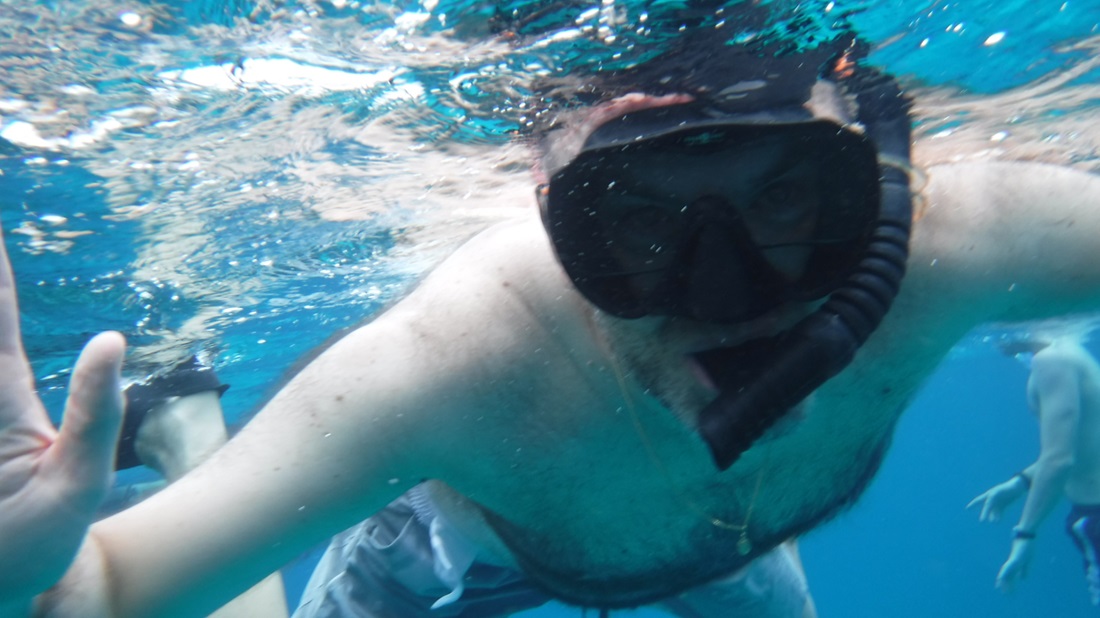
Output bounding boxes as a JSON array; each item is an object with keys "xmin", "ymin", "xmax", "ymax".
[
  {"xmin": 965, "ymin": 495, "xmax": 996, "ymax": 522},
  {"xmin": 49, "ymin": 331, "xmax": 127, "ymax": 505},
  {"xmin": 995, "ymin": 565, "xmax": 1016, "ymax": 594},
  {"xmin": 0, "ymin": 220, "xmax": 27, "ymax": 356},
  {"xmin": 965, "ymin": 491, "xmax": 1007, "ymax": 522},
  {"xmin": 996, "ymin": 547, "xmax": 1032, "ymax": 594},
  {"xmin": 0, "ymin": 222, "xmax": 33, "ymax": 393}
]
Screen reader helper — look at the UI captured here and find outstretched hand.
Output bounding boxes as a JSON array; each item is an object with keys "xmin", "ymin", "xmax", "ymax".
[
  {"xmin": 0, "ymin": 223, "xmax": 126, "ymax": 604},
  {"xmin": 967, "ymin": 477, "xmax": 1026, "ymax": 523}
]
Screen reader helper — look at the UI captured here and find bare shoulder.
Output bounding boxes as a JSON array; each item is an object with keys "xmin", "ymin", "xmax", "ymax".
[
  {"xmin": 908, "ymin": 161, "xmax": 1100, "ymax": 322},
  {"xmin": 1033, "ymin": 340, "xmax": 1098, "ymax": 373},
  {"xmin": 302, "ymin": 211, "xmax": 571, "ymax": 403},
  {"xmin": 918, "ymin": 161, "xmax": 1100, "ymax": 249},
  {"xmin": 418, "ymin": 211, "xmax": 567, "ymax": 295},
  {"xmin": 326, "ymin": 208, "xmax": 595, "ymax": 438}
]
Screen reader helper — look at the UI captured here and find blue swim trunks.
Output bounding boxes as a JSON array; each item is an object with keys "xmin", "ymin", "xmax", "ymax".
[{"xmin": 1067, "ymin": 503, "xmax": 1100, "ymax": 606}]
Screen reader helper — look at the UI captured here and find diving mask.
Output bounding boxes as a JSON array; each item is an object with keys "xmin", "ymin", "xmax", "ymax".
[{"xmin": 539, "ymin": 108, "xmax": 881, "ymax": 323}]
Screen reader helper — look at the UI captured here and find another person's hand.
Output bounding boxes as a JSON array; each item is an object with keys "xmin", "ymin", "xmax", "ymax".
[
  {"xmin": 967, "ymin": 476, "xmax": 1027, "ymax": 522},
  {"xmin": 0, "ymin": 225, "xmax": 126, "ymax": 608},
  {"xmin": 995, "ymin": 538, "xmax": 1035, "ymax": 594}
]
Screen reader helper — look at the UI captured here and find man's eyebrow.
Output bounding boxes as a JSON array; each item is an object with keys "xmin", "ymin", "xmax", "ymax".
[
  {"xmin": 763, "ymin": 155, "xmax": 816, "ymax": 184},
  {"xmin": 733, "ymin": 136, "xmax": 822, "ymax": 188}
]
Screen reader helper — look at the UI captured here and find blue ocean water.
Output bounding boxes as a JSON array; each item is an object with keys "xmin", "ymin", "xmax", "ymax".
[{"xmin": 1, "ymin": 0, "xmax": 1099, "ymax": 616}]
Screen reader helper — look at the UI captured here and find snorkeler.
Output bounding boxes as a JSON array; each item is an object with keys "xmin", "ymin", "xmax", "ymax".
[
  {"xmin": 3, "ymin": 23, "xmax": 1100, "ymax": 618},
  {"xmin": 969, "ymin": 333, "xmax": 1100, "ymax": 606}
]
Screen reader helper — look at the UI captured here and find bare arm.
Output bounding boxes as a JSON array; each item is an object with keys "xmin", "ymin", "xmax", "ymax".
[
  {"xmin": 899, "ymin": 161, "xmax": 1100, "ymax": 594},
  {"xmin": 1014, "ymin": 350, "xmax": 1080, "ymax": 535},
  {"xmin": 130, "ymin": 391, "xmax": 288, "ymax": 618},
  {"xmin": 992, "ymin": 345, "xmax": 1082, "ymax": 593},
  {"xmin": 915, "ymin": 162, "xmax": 1100, "ymax": 324},
  {"xmin": 23, "ymin": 218, "xmax": 551, "ymax": 617},
  {"xmin": 65, "ymin": 303, "xmax": 452, "ymax": 615}
]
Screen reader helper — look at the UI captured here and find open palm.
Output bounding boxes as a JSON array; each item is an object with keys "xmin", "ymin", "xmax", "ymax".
[{"xmin": 0, "ymin": 224, "xmax": 125, "ymax": 602}]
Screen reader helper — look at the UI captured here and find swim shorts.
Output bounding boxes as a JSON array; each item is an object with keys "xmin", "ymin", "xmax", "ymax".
[
  {"xmin": 293, "ymin": 486, "xmax": 812, "ymax": 618},
  {"xmin": 1067, "ymin": 503, "xmax": 1100, "ymax": 606}
]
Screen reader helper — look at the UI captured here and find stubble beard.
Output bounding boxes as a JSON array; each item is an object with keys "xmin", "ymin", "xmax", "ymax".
[{"xmin": 593, "ymin": 311, "xmax": 719, "ymax": 425}]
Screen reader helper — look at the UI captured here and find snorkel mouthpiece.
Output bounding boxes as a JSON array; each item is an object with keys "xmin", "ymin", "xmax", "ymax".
[{"xmin": 695, "ymin": 313, "xmax": 858, "ymax": 467}]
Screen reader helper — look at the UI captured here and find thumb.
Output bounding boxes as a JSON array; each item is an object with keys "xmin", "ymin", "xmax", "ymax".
[{"xmin": 48, "ymin": 331, "xmax": 126, "ymax": 506}]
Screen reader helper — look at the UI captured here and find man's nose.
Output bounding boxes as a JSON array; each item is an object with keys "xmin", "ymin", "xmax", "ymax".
[{"xmin": 684, "ymin": 225, "xmax": 756, "ymax": 322}]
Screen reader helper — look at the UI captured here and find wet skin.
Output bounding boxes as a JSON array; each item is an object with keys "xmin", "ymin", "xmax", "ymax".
[{"xmin": 4, "ymin": 161, "xmax": 1100, "ymax": 617}]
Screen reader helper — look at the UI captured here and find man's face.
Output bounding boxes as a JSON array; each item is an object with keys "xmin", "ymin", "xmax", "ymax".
[
  {"xmin": 540, "ymin": 95, "xmax": 879, "ymax": 423},
  {"xmin": 571, "ymin": 125, "xmax": 824, "ymax": 420},
  {"xmin": 542, "ymin": 114, "xmax": 878, "ymax": 326}
]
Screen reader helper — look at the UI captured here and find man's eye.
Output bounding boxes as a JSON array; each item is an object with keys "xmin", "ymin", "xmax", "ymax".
[
  {"xmin": 759, "ymin": 182, "xmax": 795, "ymax": 205},
  {"xmin": 750, "ymin": 181, "xmax": 815, "ymax": 223}
]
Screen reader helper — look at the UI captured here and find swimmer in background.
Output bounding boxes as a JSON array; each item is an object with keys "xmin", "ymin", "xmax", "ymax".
[{"xmin": 969, "ymin": 331, "xmax": 1100, "ymax": 606}]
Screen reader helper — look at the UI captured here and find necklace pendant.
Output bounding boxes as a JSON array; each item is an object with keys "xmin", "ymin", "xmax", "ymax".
[{"xmin": 737, "ymin": 535, "xmax": 752, "ymax": 556}]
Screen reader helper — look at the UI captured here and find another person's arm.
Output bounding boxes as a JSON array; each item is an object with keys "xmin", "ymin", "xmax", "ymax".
[
  {"xmin": 967, "ymin": 464, "xmax": 1037, "ymax": 523},
  {"xmin": 0, "ymin": 218, "xmax": 545, "ymax": 617},
  {"xmin": 994, "ymin": 347, "xmax": 1081, "ymax": 593}
]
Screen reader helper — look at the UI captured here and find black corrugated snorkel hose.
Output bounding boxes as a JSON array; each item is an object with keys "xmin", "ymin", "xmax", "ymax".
[{"xmin": 697, "ymin": 67, "xmax": 914, "ymax": 471}]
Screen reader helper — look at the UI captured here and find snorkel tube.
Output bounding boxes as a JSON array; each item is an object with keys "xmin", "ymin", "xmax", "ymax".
[{"xmin": 696, "ymin": 66, "xmax": 913, "ymax": 470}]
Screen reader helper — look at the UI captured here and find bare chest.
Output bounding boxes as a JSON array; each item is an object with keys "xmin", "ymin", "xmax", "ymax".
[
  {"xmin": 435, "ymin": 452, "xmax": 771, "ymax": 607},
  {"xmin": 427, "ymin": 293, "xmax": 954, "ymax": 606},
  {"xmin": 437, "ymin": 384, "xmax": 882, "ymax": 607}
]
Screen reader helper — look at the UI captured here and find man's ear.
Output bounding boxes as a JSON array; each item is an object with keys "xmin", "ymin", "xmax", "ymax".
[{"xmin": 528, "ymin": 142, "xmax": 550, "ymax": 186}]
